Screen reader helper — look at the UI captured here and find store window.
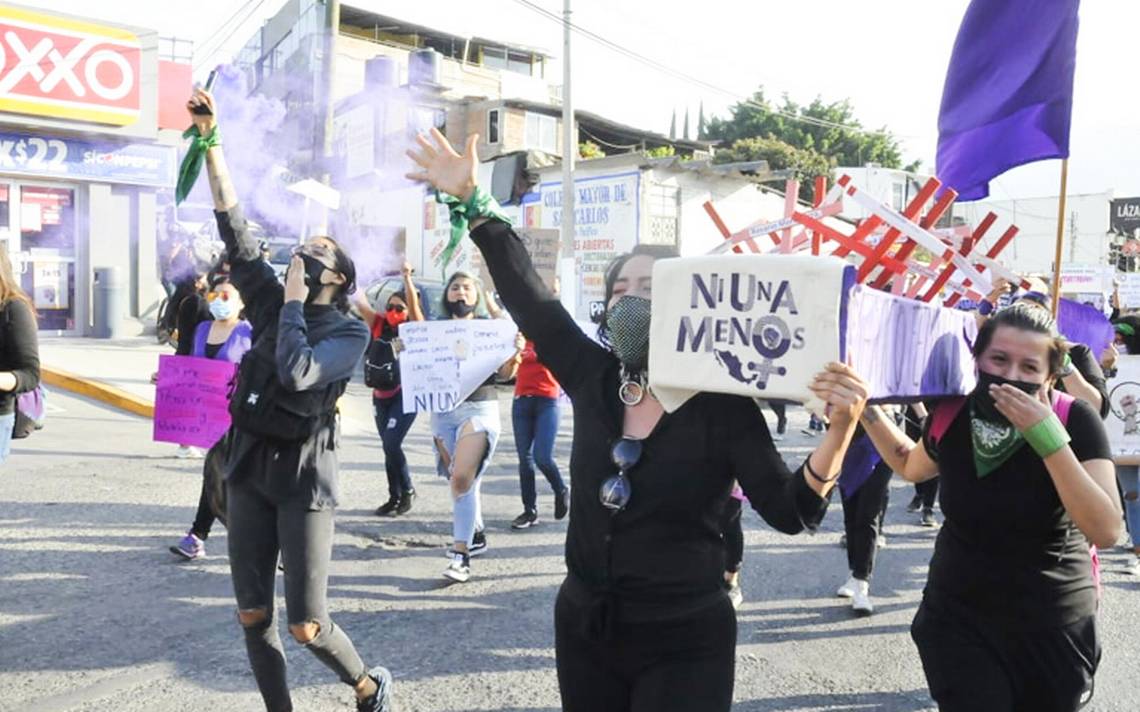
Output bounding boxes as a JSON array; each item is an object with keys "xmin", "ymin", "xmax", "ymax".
[
  {"xmin": 18, "ymin": 186, "xmax": 76, "ymax": 331},
  {"xmin": 525, "ymin": 113, "xmax": 558, "ymax": 153}
]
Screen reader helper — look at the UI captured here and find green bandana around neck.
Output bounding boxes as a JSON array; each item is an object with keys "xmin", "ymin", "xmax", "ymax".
[
  {"xmin": 969, "ymin": 401, "xmax": 1026, "ymax": 478},
  {"xmin": 435, "ymin": 185, "xmax": 511, "ymax": 270},
  {"xmin": 176, "ymin": 124, "xmax": 222, "ymax": 205}
]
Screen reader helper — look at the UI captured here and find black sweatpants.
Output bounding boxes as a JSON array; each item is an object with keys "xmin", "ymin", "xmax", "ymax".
[
  {"xmin": 190, "ymin": 478, "xmax": 216, "ymax": 540},
  {"xmin": 915, "ymin": 478, "xmax": 939, "ymax": 511},
  {"xmin": 227, "ymin": 479, "xmax": 368, "ymax": 712},
  {"xmin": 911, "ymin": 597, "xmax": 1099, "ymax": 712},
  {"xmin": 841, "ymin": 461, "xmax": 892, "ymax": 580},
  {"xmin": 554, "ymin": 587, "xmax": 736, "ymax": 712},
  {"xmin": 720, "ymin": 497, "xmax": 743, "ymax": 574}
]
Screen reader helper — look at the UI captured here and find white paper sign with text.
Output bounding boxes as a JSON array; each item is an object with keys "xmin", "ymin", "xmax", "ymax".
[{"xmin": 399, "ymin": 320, "xmax": 519, "ymax": 414}]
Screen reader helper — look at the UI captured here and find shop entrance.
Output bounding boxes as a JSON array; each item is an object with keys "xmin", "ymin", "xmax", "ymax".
[{"xmin": 0, "ymin": 181, "xmax": 80, "ymax": 333}]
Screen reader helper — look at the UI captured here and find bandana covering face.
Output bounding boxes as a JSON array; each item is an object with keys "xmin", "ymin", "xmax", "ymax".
[
  {"xmin": 970, "ymin": 370, "xmax": 1042, "ymax": 478},
  {"xmin": 605, "ymin": 296, "xmax": 652, "ymax": 372}
]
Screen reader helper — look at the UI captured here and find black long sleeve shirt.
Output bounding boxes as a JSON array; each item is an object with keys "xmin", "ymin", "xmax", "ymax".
[
  {"xmin": 1, "ymin": 298, "xmax": 40, "ymax": 416},
  {"xmin": 470, "ymin": 219, "xmax": 829, "ymax": 622},
  {"xmin": 215, "ymin": 205, "xmax": 368, "ymax": 508}
]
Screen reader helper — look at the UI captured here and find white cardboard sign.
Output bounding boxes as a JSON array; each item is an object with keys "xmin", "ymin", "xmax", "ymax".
[
  {"xmin": 648, "ymin": 254, "xmax": 852, "ymax": 412},
  {"xmin": 1106, "ymin": 355, "xmax": 1140, "ymax": 458},
  {"xmin": 399, "ymin": 320, "xmax": 519, "ymax": 414}
]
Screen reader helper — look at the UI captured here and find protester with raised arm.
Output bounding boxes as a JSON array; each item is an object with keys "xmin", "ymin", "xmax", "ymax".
[
  {"xmin": 857, "ymin": 303, "xmax": 1121, "ymax": 711},
  {"xmin": 407, "ymin": 128, "xmax": 868, "ymax": 712},
  {"xmin": 188, "ymin": 88, "xmax": 394, "ymax": 712}
]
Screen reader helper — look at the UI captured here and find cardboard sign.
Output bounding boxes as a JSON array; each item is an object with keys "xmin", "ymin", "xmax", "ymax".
[
  {"xmin": 1106, "ymin": 356, "xmax": 1140, "ymax": 457},
  {"xmin": 648, "ymin": 254, "xmax": 853, "ymax": 412},
  {"xmin": 153, "ymin": 355, "xmax": 236, "ymax": 448},
  {"xmin": 470, "ymin": 228, "xmax": 560, "ymax": 292},
  {"xmin": 1060, "ymin": 264, "xmax": 1112, "ymax": 294},
  {"xmin": 400, "ymin": 320, "xmax": 519, "ymax": 414},
  {"xmin": 846, "ymin": 286, "xmax": 978, "ymax": 403},
  {"xmin": 1117, "ymin": 273, "xmax": 1140, "ymax": 309}
]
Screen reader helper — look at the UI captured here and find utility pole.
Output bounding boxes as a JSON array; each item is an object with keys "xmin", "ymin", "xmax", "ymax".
[
  {"xmin": 560, "ymin": 0, "xmax": 576, "ymax": 314},
  {"xmin": 314, "ymin": 0, "xmax": 340, "ymax": 235}
]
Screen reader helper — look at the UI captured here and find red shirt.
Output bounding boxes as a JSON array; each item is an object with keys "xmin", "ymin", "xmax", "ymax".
[
  {"xmin": 371, "ymin": 315, "xmax": 400, "ymax": 399},
  {"xmin": 515, "ymin": 340, "xmax": 561, "ymax": 399}
]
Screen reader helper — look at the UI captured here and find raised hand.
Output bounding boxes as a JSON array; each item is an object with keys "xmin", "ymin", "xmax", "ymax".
[
  {"xmin": 186, "ymin": 88, "xmax": 216, "ymax": 135},
  {"xmin": 406, "ymin": 128, "xmax": 479, "ymax": 201},
  {"xmin": 284, "ymin": 256, "xmax": 310, "ymax": 304}
]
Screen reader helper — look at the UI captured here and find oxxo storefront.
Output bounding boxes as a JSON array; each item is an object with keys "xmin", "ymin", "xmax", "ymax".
[{"xmin": 0, "ymin": 4, "xmax": 184, "ymax": 336}]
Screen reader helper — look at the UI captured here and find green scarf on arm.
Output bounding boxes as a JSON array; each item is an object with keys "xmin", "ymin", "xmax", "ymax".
[{"xmin": 175, "ymin": 124, "xmax": 222, "ymax": 205}]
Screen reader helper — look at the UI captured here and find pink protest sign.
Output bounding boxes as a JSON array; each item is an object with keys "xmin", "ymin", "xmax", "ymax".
[{"xmin": 153, "ymin": 354, "xmax": 237, "ymax": 448}]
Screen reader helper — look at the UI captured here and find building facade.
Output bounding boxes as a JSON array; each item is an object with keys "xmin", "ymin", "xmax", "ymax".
[{"xmin": 0, "ymin": 3, "xmax": 188, "ymax": 336}]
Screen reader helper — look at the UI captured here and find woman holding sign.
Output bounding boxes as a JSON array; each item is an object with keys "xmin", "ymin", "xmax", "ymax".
[
  {"xmin": 169, "ymin": 272, "xmax": 252, "ymax": 560},
  {"xmin": 407, "ymin": 129, "xmax": 869, "ymax": 711},
  {"xmin": 188, "ymin": 89, "xmax": 394, "ymax": 712},
  {"xmin": 434, "ymin": 271, "xmax": 524, "ymax": 583},
  {"xmin": 857, "ymin": 304, "xmax": 1122, "ymax": 711}
]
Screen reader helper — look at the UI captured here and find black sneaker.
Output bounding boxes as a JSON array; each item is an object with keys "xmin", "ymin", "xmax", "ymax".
[
  {"xmin": 469, "ymin": 529, "xmax": 488, "ymax": 556},
  {"xmin": 374, "ymin": 497, "xmax": 399, "ymax": 517},
  {"xmin": 554, "ymin": 489, "xmax": 570, "ymax": 521},
  {"xmin": 511, "ymin": 511, "xmax": 539, "ymax": 529},
  {"xmin": 356, "ymin": 665, "xmax": 394, "ymax": 712},
  {"xmin": 906, "ymin": 495, "xmax": 923, "ymax": 513},
  {"xmin": 395, "ymin": 490, "xmax": 416, "ymax": 515}
]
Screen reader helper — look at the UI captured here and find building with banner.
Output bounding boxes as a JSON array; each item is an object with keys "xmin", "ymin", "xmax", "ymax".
[{"xmin": 0, "ymin": 3, "xmax": 190, "ymax": 335}]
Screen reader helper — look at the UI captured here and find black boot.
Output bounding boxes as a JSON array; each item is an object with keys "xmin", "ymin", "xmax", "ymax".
[
  {"xmin": 396, "ymin": 489, "xmax": 416, "ymax": 515},
  {"xmin": 375, "ymin": 496, "xmax": 400, "ymax": 517}
]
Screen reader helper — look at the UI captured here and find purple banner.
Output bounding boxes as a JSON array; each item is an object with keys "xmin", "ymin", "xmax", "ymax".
[
  {"xmin": 847, "ymin": 286, "xmax": 978, "ymax": 403},
  {"xmin": 153, "ymin": 355, "xmax": 236, "ymax": 448},
  {"xmin": 1057, "ymin": 297, "xmax": 1113, "ymax": 359}
]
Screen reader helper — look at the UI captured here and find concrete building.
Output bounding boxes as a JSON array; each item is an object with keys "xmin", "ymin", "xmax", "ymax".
[{"xmin": 0, "ymin": 3, "xmax": 190, "ymax": 336}]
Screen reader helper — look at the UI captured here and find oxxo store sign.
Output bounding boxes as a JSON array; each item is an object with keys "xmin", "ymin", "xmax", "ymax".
[{"xmin": 0, "ymin": 5, "xmax": 142, "ymax": 126}]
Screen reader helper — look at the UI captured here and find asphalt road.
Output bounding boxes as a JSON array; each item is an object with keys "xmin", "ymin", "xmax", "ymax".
[{"xmin": 2, "ymin": 387, "xmax": 1137, "ymax": 711}]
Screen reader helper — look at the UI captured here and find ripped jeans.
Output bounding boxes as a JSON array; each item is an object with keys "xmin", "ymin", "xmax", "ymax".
[
  {"xmin": 432, "ymin": 400, "xmax": 501, "ymax": 548},
  {"xmin": 1116, "ymin": 465, "xmax": 1140, "ymax": 549},
  {"xmin": 227, "ymin": 480, "xmax": 368, "ymax": 712}
]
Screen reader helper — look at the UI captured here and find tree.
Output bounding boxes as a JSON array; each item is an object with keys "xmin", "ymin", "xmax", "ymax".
[
  {"xmin": 704, "ymin": 88, "xmax": 906, "ymax": 169},
  {"xmin": 683, "ymin": 107, "xmax": 691, "ymax": 141},
  {"xmin": 714, "ymin": 136, "xmax": 833, "ymax": 198},
  {"xmin": 669, "ymin": 109, "xmax": 676, "ymax": 140},
  {"xmin": 579, "ymin": 141, "xmax": 605, "ymax": 160},
  {"xmin": 697, "ymin": 101, "xmax": 706, "ymax": 140}
]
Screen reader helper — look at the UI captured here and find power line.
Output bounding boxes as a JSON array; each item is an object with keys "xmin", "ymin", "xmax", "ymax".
[
  {"xmin": 194, "ymin": 0, "xmax": 261, "ymax": 62},
  {"xmin": 193, "ymin": 0, "xmax": 272, "ymax": 70},
  {"xmin": 509, "ymin": 0, "xmax": 895, "ymax": 140}
]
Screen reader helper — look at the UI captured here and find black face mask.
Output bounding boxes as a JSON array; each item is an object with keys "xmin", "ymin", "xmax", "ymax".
[
  {"xmin": 446, "ymin": 300, "xmax": 476, "ymax": 318},
  {"xmin": 972, "ymin": 370, "xmax": 1041, "ymax": 424},
  {"xmin": 297, "ymin": 253, "xmax": 339, "ymax": 304}
]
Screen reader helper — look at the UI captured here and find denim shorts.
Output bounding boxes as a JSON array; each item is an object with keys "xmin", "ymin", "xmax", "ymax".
[
  {"xmin": 430, "ymin": 400, "xmax": 501, "ymax": 478},
  {"xmin": 0, "ymin": 412, "xmax": 14, "ymax": 464}
]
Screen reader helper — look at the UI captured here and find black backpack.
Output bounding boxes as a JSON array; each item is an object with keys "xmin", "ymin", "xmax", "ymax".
[{"xmin": 364, "ymin": 336, "xmax": 400, "ymax": 390}]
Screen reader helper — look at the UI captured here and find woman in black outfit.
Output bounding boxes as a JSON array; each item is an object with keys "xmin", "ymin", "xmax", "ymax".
[
  {"xmin": 859, "ymin": 304, "xmax": 1123, "ymax": 711},
  {"xmin": 408, "ymin": 129, "xmax": 869, "ymax": 711},
  {"xmin": 190, "ymin": 89, "xmax": 393, "ymax": 712},
  {"xmin": 0, "ymin": 242, "xmax": 40, "ymax": 464}
]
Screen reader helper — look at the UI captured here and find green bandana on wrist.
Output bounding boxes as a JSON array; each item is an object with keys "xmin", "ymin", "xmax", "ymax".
[
  {"xmin": 176, "ymin": 124, "xmax": 222, "ymax": 205},
  {"xmin": 435, "ymin": 185, "xmax": 512, "ymax": 270}
]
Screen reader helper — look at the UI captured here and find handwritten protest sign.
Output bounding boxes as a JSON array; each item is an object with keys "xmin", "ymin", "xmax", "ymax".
[
  {"xmin": 1118, "ymin": 273, "xmax": 1140, "ymax": 309},
  {"xmin": 648, "ymin": 254, "xmax": 854, "ymax": 412},
  {"xmin": 400, "ymin": 320, "xmax": 520, "ymax": 414},
  {"xmin": 153, "ymin": 355, "xmax": 236, "ymax": 448},
  {"xmin": 1106, "ymin": 356, "xmax": 1140, "ymax": 458},
  {"xmin": 470, "ymin": 228, "xmax": 560, "ymax": 291},
  {"xmin": 846, "ymin": 286, "xmax": 978, "ymax": 403}
]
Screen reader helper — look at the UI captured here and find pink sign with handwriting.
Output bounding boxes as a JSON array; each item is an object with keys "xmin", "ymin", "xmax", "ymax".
[{"xmin": 153, "ymin": 355, "xmax": 236, "ymax": 448}]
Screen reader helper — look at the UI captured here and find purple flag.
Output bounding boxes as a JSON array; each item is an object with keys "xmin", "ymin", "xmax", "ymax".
[
  {"xmin": 1057, "ymin": 297, "xmax": 1113, "ymax": 359},
  {"xmin": 936, "ymin": 1, "xmax": 1080, "ymax": 201}
]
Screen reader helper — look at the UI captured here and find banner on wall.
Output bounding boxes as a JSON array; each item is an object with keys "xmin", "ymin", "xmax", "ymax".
[
  {"xmin": 1106, "ymin": 355, "xmax": 1140, "ymax": 458},
  {"xmin": 514, "ymin": 172, "xmax": 640, "ymax": 318},
  {"xmin": 846, "ymin": 286, "xmax": 978, "ymax": 402},
  {"xmin": 469, "ymin": 227, "xmax": 560, "ymax": 291},
  {"xmin": 648, "ymin": 254, "xmax": 854, "ymax": 412},
  {"xmin": 399, "ymin": 320, "xmax": 519, "ymax": 414},
  {"xmin": 153, "ymin": 355, "xmax": 237, "ymax": 448}
]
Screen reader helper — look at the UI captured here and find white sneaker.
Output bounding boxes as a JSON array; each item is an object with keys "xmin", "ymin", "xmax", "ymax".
[
  {"xmin": 1125, "ymin": 555, "xmax": 1140, "ymax": 576},
  {"xmin": 727, "ymin": 581, "xmax": 744, "ymax": 610},
  {"xmin": 175, "ymin": 446, "xmax": 204, "ymax": 459},
  {"xmin": 836, "ymin": 575, "xmax": 859, "ymax": 599},
  {"xmin": 851, "ymin": 579, "xmax": 874, "ymax": 616},
  {"xmin": 442, "ymin": 551, "xmax": 470, "ymax": 583}
]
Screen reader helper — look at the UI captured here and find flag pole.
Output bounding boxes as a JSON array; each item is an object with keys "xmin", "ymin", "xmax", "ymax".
[{"xmin": 1050, "ymin": 158, "xmax": 1070, "ymax": 315}]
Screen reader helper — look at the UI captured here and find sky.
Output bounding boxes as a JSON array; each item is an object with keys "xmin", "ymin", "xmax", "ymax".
[{"xmin": 40, "ymin": 0, "xmax": 1140, "ymax": 202}]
